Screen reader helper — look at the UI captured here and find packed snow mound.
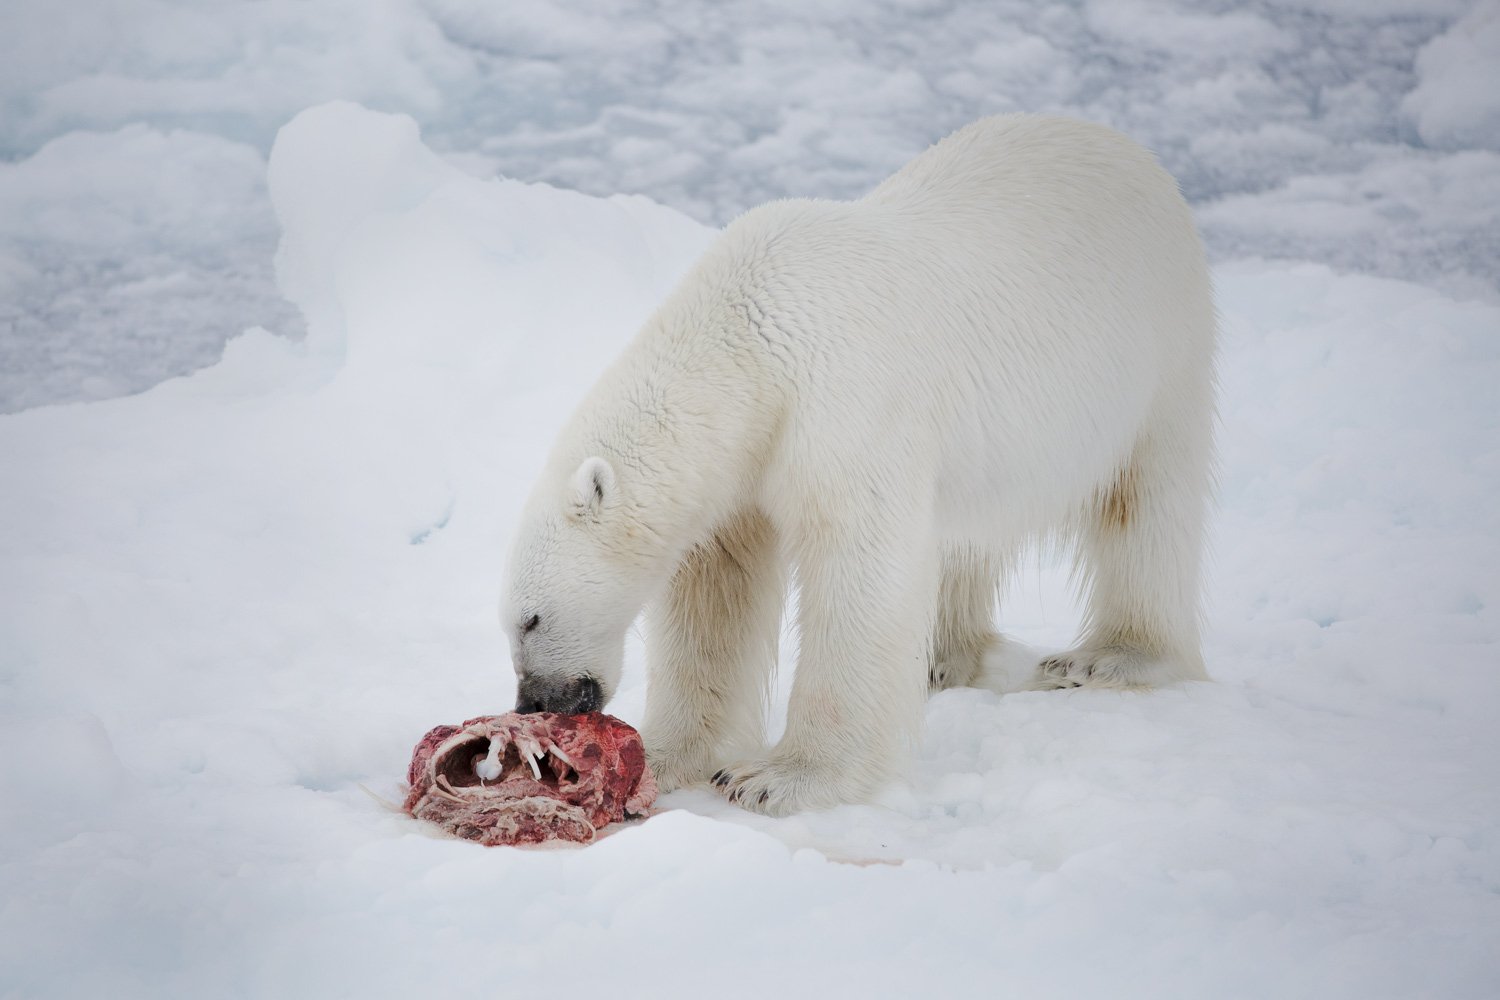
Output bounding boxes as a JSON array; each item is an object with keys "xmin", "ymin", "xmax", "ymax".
[
  {"xmin": 1, "ymin": 102, "xmax": 1497, "ymax": 998},
  {"xmin": 266, "ymin": 100, "xmax": 708, "ymax": 372}
]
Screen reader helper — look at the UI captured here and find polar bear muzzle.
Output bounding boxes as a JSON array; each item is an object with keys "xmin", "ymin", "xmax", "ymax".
[{"xmin": 515, "ymin": 674, "xmax": 603, "ymax": 716}]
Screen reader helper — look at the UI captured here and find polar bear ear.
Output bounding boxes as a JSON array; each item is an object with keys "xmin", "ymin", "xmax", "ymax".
[{"xmin": 566, "ymin": 457, "xmax": 616, "ymax": 520}]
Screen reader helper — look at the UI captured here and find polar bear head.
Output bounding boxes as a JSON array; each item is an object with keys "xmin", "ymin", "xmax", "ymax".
[{"xmin": 501, "ymin": 455, "xmax": 655, "ymax": 715}]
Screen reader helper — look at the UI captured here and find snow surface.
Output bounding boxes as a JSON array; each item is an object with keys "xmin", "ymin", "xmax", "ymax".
[
  {"xmin": 2, "ymin": 0, "xmax": 1498, "ymax": 411},
  {"xmin": 3, "ymin": 98, "xmax": 1498, "ymax": 999}
]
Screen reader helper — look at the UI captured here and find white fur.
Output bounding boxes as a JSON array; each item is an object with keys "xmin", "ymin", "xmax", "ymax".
[{"xmin": 501, "ymin": 115, "xmax": 1217, "ymax": 815}]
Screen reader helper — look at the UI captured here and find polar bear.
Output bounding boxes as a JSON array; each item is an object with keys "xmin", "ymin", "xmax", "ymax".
[{"xmin": 500, "ymin": 115, "xmax": 1216, "ymax": 815}]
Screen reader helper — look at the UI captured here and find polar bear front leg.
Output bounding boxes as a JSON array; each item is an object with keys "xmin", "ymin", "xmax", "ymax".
[
  {"xmin": 929, "ymin": 548, "xmax": 1002, "ymax": 692},
  {"xmin": 714, "ymin": 505, "xmax": 935, "ymax": 815},
  {"xmin": 640, "ymin": 508, "xmax": 785, "ymax": 793}
]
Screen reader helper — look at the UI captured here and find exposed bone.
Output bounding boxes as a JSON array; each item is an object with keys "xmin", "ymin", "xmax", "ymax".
[
  {"xmin": 511, "ymin": 733, "xmax": 547, "ymax": 782},
  {"xmin": 546, "ymin": 743, "xmax": 575, "ymax": 769},
  {"xmin": 358, "ymin": 783, "xmax": 405, "ymax": 813},
  {"xmin": 475, "ymin": 738, "xmax": 505, "ymax": 782},
  {"xmin": 435, "ymin": 774, "xmax": 469, "ymax": 801},
  {"xmin": 430, "ymin": 784, "xmax": 465, "ymax": 804}
]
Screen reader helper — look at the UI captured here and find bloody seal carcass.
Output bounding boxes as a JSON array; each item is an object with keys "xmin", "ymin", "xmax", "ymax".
[{"xmin": 403, "ymin": 712, "xmax": 657, "ymax": 846}]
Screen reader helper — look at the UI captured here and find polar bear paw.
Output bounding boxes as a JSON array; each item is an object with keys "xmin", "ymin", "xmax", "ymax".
[
  {"xmin": 642, "ymin": 740, "xmax": 716, "ymax": 796},
  {"xmin": 928, "ymin": 652, "xmax": 983, "ymax": 692},
  {"xmin": 1032, "ymin": 645, "xmax": 1196, "ymax": 690},
  {"xmin": 711, "ymin": 753, "xmax": 856, "ymax": 817}
]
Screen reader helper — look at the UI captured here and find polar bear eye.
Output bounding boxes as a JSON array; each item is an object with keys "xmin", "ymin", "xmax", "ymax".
[{"xmin": 521, "ymin": 613, "xmax": 541, "ymax": 636}]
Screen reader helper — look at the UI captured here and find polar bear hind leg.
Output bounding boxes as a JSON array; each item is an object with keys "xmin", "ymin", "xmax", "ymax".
[{"xmin": 1035, "ymin": 407, "xmax": 1213, "ymax": 690}]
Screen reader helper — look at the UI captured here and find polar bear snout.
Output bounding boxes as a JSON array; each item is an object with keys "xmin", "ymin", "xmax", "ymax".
[{"xmin": 515, "ymin": 674, "xmax": 603, "ymax": 716}]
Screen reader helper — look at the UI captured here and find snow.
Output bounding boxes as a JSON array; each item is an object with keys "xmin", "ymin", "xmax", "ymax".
[
  {"xmin": 3, "ymin": 4, "xmax": 1500, "ymax": 997},
  {"xmin": 3, "ymin": 97, "xmax": 1498, "ymax": 998},
  {"xmin": 2, "ymin": 0, "xmax": 1498, "ymax": 411},
  {"xmin": 0, "ymin": 125, "xmax": 295, "ymax": 411},
  {"xmin": 1402, "ymin": 0, "xmax": 1500, "ymax": 152}
]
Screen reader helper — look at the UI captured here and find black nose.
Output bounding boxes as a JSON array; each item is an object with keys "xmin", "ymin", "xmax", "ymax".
[{"xmin": 514, "ymin": 675, "xmax": 602, "ymax": 715}]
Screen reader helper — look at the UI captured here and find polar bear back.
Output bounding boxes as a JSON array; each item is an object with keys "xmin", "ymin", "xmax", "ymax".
[{"xmin": 689, "ymin": 115, "xmax": 1215, "ymax": 543}]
